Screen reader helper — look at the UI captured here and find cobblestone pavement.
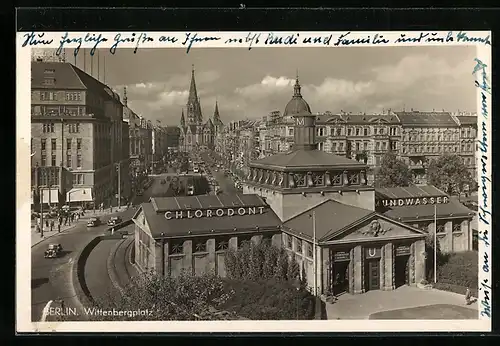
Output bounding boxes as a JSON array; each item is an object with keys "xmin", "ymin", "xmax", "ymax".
[{"xmin": 325, "ymin": 285, "xmax": 478, "ymax": 320}]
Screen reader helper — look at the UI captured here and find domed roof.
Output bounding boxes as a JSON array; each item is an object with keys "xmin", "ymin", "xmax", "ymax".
[{"xmin": 283, "ymin": 75, "xmax": 311, "ymax": 117}]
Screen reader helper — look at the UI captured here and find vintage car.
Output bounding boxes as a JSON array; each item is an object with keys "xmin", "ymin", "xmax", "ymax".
[
  {"xmin": 44, "ymin": 244, "xmax": 63, "ymax": 258},
  {"xmin": 87, "ymin": 217, "xmax": 101, "ymax": 227},
  {"xmin": 107, "ymin": 216, "xmax": 123, "ymax": 226}
]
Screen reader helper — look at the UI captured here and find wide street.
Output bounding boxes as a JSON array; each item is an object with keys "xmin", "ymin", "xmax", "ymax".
[{"xmin": 200, "ymin": 152, "xmax": 238, "ymax": 195}]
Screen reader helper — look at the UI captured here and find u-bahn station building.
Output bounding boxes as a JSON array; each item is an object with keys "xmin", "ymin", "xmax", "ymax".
[{"xmin": 133, "ymin": 80, "xmax": 475, "ymax": 295}]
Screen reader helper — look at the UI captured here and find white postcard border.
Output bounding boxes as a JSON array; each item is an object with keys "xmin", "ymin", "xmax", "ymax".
[{"xmin": 16, "ymin": 30, "xmax": 492, "ymax": 333}]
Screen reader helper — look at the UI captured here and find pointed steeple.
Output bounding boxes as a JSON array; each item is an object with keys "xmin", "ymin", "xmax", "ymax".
[
  {"xmin": 123, "ymin": 86, "xmax": 128, "ymax": 106},
  {"xmin": 293, "ymin": 69, "xmax": 302, "ymax": 97},
  {"xmin": 186, "ymin": 64, "xmax": 203, "ymax": 125},
  {"xmin": 213, "ymin": 99, "xmax": 223, "ymax": 126},
  {"xmin": 180, "ymin": 108, "xmax": 186, "ymax": 127},
  {"xmin": 188, "ymin": 64, "xmax": 199, "ymax": 104}
]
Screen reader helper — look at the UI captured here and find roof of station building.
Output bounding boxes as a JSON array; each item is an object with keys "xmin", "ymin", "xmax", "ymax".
[
  {"xmin": 383, "ymin": 197, "xmax": 474, "ymax": 220},
  {"xmin": 282, "ymin": 199, "xmax": 375, "ymax": 241},
  {"xmin": 140, "ymin": 195, "xmax": 282, "ymax": 238},
  {"xmin": 375, "ymin": 185, "xmax": 447, "ymax": 199},
  {"xmin": 150, "ymin": 193, "xmax": 266, "ymax": 212},
  {"xmin": 250, "ymin": 149, "xmax": 367, "ymax": 170},
  {"xmin": 455, "ymin": 116, "xmax": 478, "ymax": 125}
]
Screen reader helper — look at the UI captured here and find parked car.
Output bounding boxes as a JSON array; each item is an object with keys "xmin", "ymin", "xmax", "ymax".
[
  {"xmin": 107, "ymin": 216, "xmax": 123, "ymax": 226},
  {"xmin": 44, "ymin": 244, "xmax": 63, "ymax": 258},
  {"xmin": 87, "ymin": 217, "xmax": 101, "ymax": 227}
]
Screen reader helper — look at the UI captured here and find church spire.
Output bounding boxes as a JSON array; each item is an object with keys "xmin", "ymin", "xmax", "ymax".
[
  {"xmin": 180, "ymin": 108, "xmax": 186, "ymax": 127},
  {"xmin": 186, "ymin": 64, "xmax": 203, "ymax": 125},
  {"xmin": 188, "ymin": 64, "xmax": 199, "ymax": 104},
  {"xmin": 293, "ymin": 69, "xmax": 302, "ymax": 97}
]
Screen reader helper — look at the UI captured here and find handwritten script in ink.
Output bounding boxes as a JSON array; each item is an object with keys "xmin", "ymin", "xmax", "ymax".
[
  {"xmin": 21, "ymin": 31, "xmax": 493, "ymax": 55},
  {"xmin": 473, "ymin": 58, "xmax": 491, "ymax": 319}
]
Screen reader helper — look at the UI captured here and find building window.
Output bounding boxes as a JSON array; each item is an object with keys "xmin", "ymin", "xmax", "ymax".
[
  {"xmin": 376, "ymin": 142, "xmax": 380, "ymax": 150},
  {"xmin": 51, "ymin": 153, "xmax": 56, "ymax": 166},
  {"xmin": 42, "ymin": 123, "xmax": 55, "ymax": 133},
  {"xmin": 41, "ymin": 138, "xmax": 46, "ymax": 151},
  {"xmin": 51, "ymin": 138, "xmax": 56, "ymax": 150},
  {"xmin": 348, "ymin": 172, "xmax": 359, "ymax": 185},
  {"xmin": 76, "ymin": 153, "xmax": 82, "ymax": 168},
  {"xmin": 66, "ymin": 153, "xmax": 72, "ymax": 167},
  {"xmin": 169, "ymin": 241, "xmax": 184, "ymax": 255},
  {"xmin": 437, "ymin": 223, "xmax": 445, "ymax": 234},
  {"xmin": 194, "ymin": 239, "xmax": 207, "ymax": 252},
  {"xmin": 216, "ymin": 237, "xmax": 229, "ymax": 251},
  {"xmin": 77, "ymin": 138, "xmax": 82, "ymax": 150},
  {"xmin": 294, "ymin": 173, "xmax": 306, "ymax": 187},
  {"xmin": 355, "ymin": 128, "xmax": 360, "ymax": 136},
  {"xmin": 339, "ymin": 142, "xmax": 344, "ymax": 151},
  {"xmin": 69, "ymin": 123, "xmax": 80, "ymax": 133},
  {"xmin": 286, "ymin": 234, "xmax": 293, "ymax": 249},
  {"xmin": 336, "ymin": 128, "xmax": 341, "ymax": 136},
  {"xmin": 41, "ymin": 154, "xmax": 46, "ymax": 166},
  {"xmin": 296, "ymin": 239, "xmax": 303, "ymax": 254},
  {"xmin": 364, "ymin": 128, "xmax": 368, "ymax": 136},
  {"xmin": 332, "ymin": 142, "xmax": 337, "ymax": 151},
  {"xmin": 332, "ymin": 172, "xmax": 342, "ymax": 185},
  {"xmin": 312, "ymin": 173, "xmax": 324, "ymax": 186},
  {"xmin": 288, "ymin": 128, "xmax": 293, "ymax": 136},
  {"xmin": 347, "ymin": 128, "xmax": 352, "ymax": 136},
  {"xmin": 453, "ymin": 223, "xmax": 462, "ymax": 233},
  {"xmin": 307, "ymin": 243, "xmax": 313, "ymax": 258},
  {"xmin": 66, "ymin": 138, "xmax": 72, "ymax": 150}
]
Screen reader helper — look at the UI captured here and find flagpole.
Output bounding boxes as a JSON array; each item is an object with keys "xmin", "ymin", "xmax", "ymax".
[
  {"xmin": 98, "ymin": 51, "xmax": 100, "ymax": 81},
  {"xmin": 313, "ymin": 210, "xmax": 317, "ymax": 296},
  {"xmin": 434, "ymin": 203, "xmax": 437, "ymax": 284}
]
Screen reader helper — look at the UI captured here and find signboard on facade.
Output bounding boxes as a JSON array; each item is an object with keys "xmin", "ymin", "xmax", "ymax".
[
  {"xmin": 165, "ymin": 206, "xmax": 265, "ymax": 220},
  {"xmin": 376, "ymin": 196, "xmax": 449, "ymax": 208},
  {"xmin": 334, "ymin": 251, "xmax": 350, "ymax": 262},
  {"xmin": 364, "ymin": 247, "xmax": 381, "ymax": 259},
  {"xmin": 395, "ymin": 245, "xmax": 411, "ymax": 256}
]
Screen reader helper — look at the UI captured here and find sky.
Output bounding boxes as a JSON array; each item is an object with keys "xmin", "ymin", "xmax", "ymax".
[{"xmin": 65, "ymin": 45, "xmax": 477, "ymax": 125}]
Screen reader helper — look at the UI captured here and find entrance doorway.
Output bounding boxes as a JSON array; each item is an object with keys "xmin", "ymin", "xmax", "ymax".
[
  {"xmin": 365, "ymin": 259, "xmax": 380, "ymax": 291},
  {"xmin": 395, "ymin": 255, "xmax": 410, "ymax": 288},
  {"xmin": 333, "ymin": 261, "xmax": 349, "ymax": 295}
]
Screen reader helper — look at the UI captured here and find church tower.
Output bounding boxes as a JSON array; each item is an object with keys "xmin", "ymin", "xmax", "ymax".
[
  {"xmin": 186, "ymin": 64, "xmax": 203, "ymax": 125},
  {"xmin": 180, "ymin": 108, "xmax": 186, "ymax": 128}
]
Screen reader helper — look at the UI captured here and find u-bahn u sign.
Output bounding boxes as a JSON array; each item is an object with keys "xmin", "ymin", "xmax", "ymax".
[{"xmin": 376, "ymin": 196, "xmax": 450, "ymax": 208}]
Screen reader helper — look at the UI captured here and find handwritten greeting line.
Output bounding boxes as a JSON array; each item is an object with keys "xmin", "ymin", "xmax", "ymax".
[
  {"xmin": 21, "ymin": 31, "xmax": 491, "ymax": 56},
  {"xmin": 472, "ymin": 57, "xmax": 491, "ymax": 319}
]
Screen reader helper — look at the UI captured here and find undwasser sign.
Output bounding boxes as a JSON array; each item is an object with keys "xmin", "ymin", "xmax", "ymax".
[
  {"xmin": 165, "ymin": 206, "xmax": 266, "ymax": 220},
  {"xmin": 376, "ymin": 196, "xmax": 449, "ymax": 208}
]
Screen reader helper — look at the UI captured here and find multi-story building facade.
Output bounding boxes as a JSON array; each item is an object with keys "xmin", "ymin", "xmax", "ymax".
[
  {"xmin": 217, "ymin": 76, "xmax": 477, "ymax": 185},
  {"xmin": 31, "ymin": 60, "xmax": 129, "ymax": 207},
  {"xmin": 396, "ymin": 110, "xmax": 461, "ymax": 184}
]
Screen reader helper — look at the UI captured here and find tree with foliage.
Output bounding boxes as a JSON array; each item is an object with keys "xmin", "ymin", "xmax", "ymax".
[
  {"xmin": 89, "ymin": 271, "xmax": 235, "ymax": 321},
  {"xmin": 355, "ymin": 150, "xmax": 369, "ymax": 164},
  {"xmin": 375, "ymin": 151, "xmax": 413, "ymax": 187},
  {"xmin": 426, "ymin": 154, "xmax": 473, "ymax": 195}
]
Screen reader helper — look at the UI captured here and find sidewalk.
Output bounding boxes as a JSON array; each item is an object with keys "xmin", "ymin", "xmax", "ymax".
[{"xmin": 31, "ymin": 222, "xmax": 78, "ymax": 247}]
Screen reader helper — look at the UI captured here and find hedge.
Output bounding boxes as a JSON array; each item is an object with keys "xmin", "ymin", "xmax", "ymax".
[
  {"xmin": 219, "ymin": 278, "xmax": 316, "ymax": 320},
  {"xmin": 436, "ymin": 251, "xmax": 478, "ymax": 295}
]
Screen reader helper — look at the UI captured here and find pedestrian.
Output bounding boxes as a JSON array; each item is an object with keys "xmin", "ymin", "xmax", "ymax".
[
  {"xmin": 71, "ymin": 213, "xmax": 74, "ymax": 223},
  {"xmin": 465, "ymin": 288, "xmax": 472, "ymax": 305},
  {"xmin": 57, "ymin": 222, "xmax": 61, "ymax": 233},
  {"xmin": 64, "ymin": 216, "xmax": 68, "ymax": 226},
  {"xmin": 36, "ymin": 224, "xmax": 40, "ymax": 234},
  {"xmin": 45, "ymin": 219, "xmax": 49, "ymax": 228},
  {"xmin": 50, "ymin": 220, "xmax": 54, "ymax": 232},
  {"xmin": 76, "ymin": 213, "xmax": 79, "ymax": 222}
]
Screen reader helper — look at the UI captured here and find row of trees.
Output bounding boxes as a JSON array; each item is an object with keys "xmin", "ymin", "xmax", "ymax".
[{"xmin": 375, "ymin": 152, "xmax": 474, "ymax": 195}]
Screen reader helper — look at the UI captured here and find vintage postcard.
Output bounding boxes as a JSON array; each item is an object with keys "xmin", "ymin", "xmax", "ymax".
[{"xmin": 16, "ymin": 30, "xmax": 492, "ymax": 333}]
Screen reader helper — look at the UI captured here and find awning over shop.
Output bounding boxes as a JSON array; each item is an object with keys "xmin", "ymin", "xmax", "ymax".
[
  {"xmin": 31, "ymin": 188, "xmax": 59, "ymax": 204},
  {"xmin": 66, "ymin": 188, "xmax": 93, "ymax": 202}
]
